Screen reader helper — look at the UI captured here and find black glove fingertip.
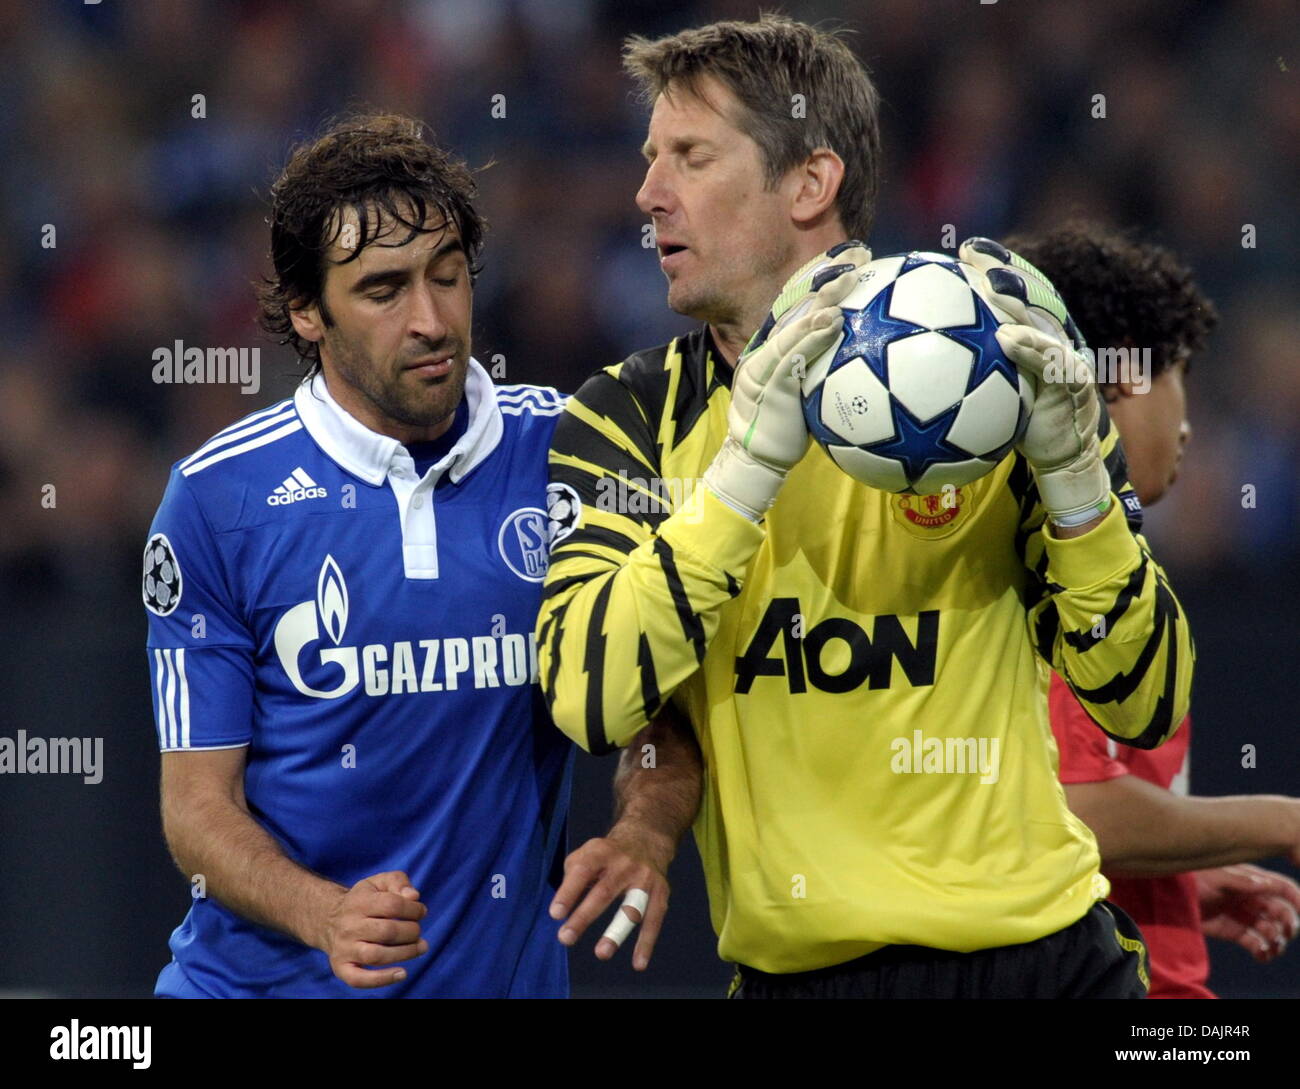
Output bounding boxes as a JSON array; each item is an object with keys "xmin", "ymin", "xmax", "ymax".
[
  {"xmin": 964, "ymin": 236, "xmax": 1013, "ymax": 262},
  {"xmin": 827, "ymin": 238, "xmax": 867, "ymax": 257},
  {"xmin": 811, "ymin": 262, "xmax": 854, "ymax": 292},
  {"xmin": 986, "ymin": 267, "xmax": 1028, "ymax": 301}
]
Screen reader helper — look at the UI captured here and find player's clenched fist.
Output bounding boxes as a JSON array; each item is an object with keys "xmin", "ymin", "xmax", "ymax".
[
  {"xmin": 319, "ymin": 870, "xmax": 429, "ymax": 989},
  {"xmin": 550, "ymin": 832, "xmax": 671, "ymax": 971}
]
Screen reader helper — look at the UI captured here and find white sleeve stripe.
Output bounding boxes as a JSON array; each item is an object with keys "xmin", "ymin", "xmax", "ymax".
[
  {"xmin": 153, "ymin": 649, "xmax": 168, "ymax": 749},
  {"xmin": 176, "ymin": 647, "xmax": 191, "ymax": 749},
  {"xmin": 181, "ymin": 421, "xmax": 304, "ymax": 477},
  {"xmin": 496, "ymin": 390, "xmax": 566, "ymax": 407},
  {"xmin": 206, "ymin": 399, "xmax": 293, "ymax": 441},
  {"xmin": 499, "ymin": 403, "xmax": 566, "ymax": 417},
  {"xmin": 158, "ymin": 648, "xmax": 170, "ymax": 747},
  {"xmin": 496, "ymin": 383, "xmax": 564, "ymax": 396},
  {"xmin": 496, "ymin": 394, "xmax": 566, "ymax": 409},
  {"xmin": 182, "ymin": 402, "xmax": 290, "ymax": 457},
  {"xmin": 160, "ymin": 743, "xmax": 249, "ymax": 752},
  {"xmin": 162, "ymin": 649, "xmax": 178, "ymax": 749},
  {"xmin": 179, "ymin": 407, "xmax": 298, "ymax": 470}
]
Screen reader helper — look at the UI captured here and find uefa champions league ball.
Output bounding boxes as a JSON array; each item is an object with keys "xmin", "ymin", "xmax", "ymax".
[{"xmin": 801, "ymin": 251, "xmax": 1034, "ymax": 495}]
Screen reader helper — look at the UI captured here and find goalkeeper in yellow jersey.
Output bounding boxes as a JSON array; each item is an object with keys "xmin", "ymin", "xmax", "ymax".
[{"xmin": 538, "ymin": 15, "xmax": 1193, "ymax": 998}]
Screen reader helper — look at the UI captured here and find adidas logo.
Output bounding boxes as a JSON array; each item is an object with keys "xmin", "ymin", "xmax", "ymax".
[{"xmin": 267, "ymin": 468, "xmax": 327, "ymax": 506}]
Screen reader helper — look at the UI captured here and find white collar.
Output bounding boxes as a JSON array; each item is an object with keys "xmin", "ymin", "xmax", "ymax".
[{"xmin": 294, "ymin": 357, "xmax": 504, "ymax": 486}]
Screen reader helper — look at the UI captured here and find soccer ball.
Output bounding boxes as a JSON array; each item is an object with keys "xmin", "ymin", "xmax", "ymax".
[{"xmin": 800, "ymin": 251, "xmax": 1033, "ymax": 494}]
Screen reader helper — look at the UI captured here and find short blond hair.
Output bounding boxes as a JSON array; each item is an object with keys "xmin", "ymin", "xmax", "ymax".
[{"xmin": 623, "ymin": 14, "xmax": 881, "ymax": 240}]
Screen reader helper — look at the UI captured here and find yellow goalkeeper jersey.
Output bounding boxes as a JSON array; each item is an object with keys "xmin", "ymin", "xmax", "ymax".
[{"xmin": 538, "ymin": 326, "xmax": 1193, "ymax": 974}]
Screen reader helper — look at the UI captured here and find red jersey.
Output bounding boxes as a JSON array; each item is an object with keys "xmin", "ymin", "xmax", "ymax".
[{"xmin": 1049, "ymin": 673, "xmax": 1212, "ymax": 999}]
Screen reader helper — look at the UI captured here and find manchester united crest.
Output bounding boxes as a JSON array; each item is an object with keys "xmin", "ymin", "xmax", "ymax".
[{"xmin": 890, "ymin": 482, "xmax": 980, "ymax": 539}]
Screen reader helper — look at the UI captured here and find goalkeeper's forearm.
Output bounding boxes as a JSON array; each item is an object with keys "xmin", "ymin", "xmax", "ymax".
[{"xmin": 609, "ymin": 706, "xmax": 704, "ymax": 869}]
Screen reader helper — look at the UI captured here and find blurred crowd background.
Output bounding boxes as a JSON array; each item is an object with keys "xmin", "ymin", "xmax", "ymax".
[{"xmin": 1, "ymin": 0, "xmax": 1296, "ymax": 997}]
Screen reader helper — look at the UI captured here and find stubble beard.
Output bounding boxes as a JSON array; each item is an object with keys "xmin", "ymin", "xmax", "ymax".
[
  {"xmin": 328, "ymin": 331, "xmax": 469, "ymax": 434},
  {"xmin": 667, "ymin": 238, "xmax": 793, "ymax": 341}
]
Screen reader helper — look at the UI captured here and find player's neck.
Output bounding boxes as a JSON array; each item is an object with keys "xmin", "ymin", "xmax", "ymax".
[
  {"xmin": 320, "ymin": 366, "xmax": 457, "ymax": 446},
  {"xmin": 709, "ymin": 231, "xmax": 853, "ymax": 367},
  {"xmin": 707, "ymin": 321, "xmax": 749, "ymax": 366}
]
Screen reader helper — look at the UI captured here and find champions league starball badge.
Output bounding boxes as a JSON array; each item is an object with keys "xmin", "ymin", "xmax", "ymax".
[{"xmin": 143, "ymin": 533, "xmax": 183, "ymax": 617}]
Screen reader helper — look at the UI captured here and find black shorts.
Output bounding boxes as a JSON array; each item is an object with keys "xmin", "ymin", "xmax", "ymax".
[{"xmin": 729, "ymin": 901, "xmax": 1149, "ymax": 999}]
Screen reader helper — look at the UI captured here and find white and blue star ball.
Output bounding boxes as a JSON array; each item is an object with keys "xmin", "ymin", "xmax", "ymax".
[{"xmin": 801, "ymin": 251, "xmax": 1034, "ymax": 494}]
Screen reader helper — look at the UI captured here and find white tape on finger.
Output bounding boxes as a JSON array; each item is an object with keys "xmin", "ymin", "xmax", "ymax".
[
  {"xmin": 622, "ymin": 888, "xmax": 649, "ymax": 917},
  {"xmin": 601, "ymin": 888, "xmax": 651, "ymax": 949}
]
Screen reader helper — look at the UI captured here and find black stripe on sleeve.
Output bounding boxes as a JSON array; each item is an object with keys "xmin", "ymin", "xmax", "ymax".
[
  {"xmin": 1068, "ymin": 575, "xmax": 1179, "ymax": 720},
  {"xmin": 653, "ymin": 535, "xmax": 706, "ymax": 664},
  {"xmin": 539, "ymin": 601, "xmax": 570, "ymax": 720},
  {"xmin": 582, "ymin": 578, "xmax": 617, "ymax": 755},
  {"xmin": 1034, "ymin": 600, "xmax": 1061, "ymax": 663},
  {"xmin": 541, "ymin": 568, "xmax": 601, "ymax": 603},
  {"xmin": 544, "ymin": 552, "xmax": 628, "ymax": 610},
  {"xmin": 637, "ymin": 630, "xmax": 663, "ymax": 727},
  {"xmin": 1103, "ymin": 431, "xmax": 1145, "ymax": 533},
  {"xmin": 1062, "ymin": 554, "xmax": 1148, "ymax": 653},
  {"xmin": 1126, "ymin": 578, "xmax": 1181, "ymax": 749},
  {"xmin": 1085, "ymin": 578, "xmax": 1182, "ymax": 750},
  {"xmin": 1022, "ymin": 550, "xmax": 1051, "ymax": 611},
  {"xmin": 550, "ymin": 371, "xmax": 660, "ymax": 473},
  {"xmin": 570, "ymin": 522, "xmax": 646, "ymax": 558}
]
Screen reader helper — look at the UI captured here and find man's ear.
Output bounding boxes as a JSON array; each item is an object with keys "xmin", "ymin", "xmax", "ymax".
[
  {"xmin": 1104, "ymin": 336, "xmax": 1140, "ymax": 399},
  {"xmin": 289, "ymin": 299, "xmax": 326, "ymax": 345},
  {"xmin": 1102, "ymin": 376, "xmax": 1138, "ymax": 402},
  {"xmin": 789, "ymin": 148, "xmax": 845, "ymax": 228}
]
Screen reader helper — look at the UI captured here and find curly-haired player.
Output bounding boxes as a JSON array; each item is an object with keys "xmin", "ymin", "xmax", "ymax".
[{"xmin": 1009, "ymin": 223, "xmax": 1300, "ymax": 998}]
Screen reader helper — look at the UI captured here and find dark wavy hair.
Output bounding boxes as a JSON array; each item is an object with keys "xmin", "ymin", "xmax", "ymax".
[
  {"xmin": 256, "ymin": 112, "xmax": 485, "ymax": 377},
  {"xmin": 1003, "ymin": 222, "xmax": 1218, "ymax": 383}
]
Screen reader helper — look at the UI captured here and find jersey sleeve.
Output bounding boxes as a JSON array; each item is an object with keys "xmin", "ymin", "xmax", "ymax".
[
  {"xmin": 143, "ymin": 470, "xmax": 255, "ymax": 751},
  {"xmin": 1048, "ymin": 671, "xmax": 1128, "ymax": 784},
  {"xmin": 536, "ymin": 367, "xmax": 763, "ymax": 754},
  {"xmin": 1013, "ymin": 407, "xmax": 1193, "ymax": 750}
]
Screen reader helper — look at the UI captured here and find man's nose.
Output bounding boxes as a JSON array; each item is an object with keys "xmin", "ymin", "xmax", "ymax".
[
  {"xmin": 409, "ymin": 281, "xmax": 450, "ymax": 343},
  {"xmin": 636, "ymin": 160, "xmax": 673, "ymax": 219}
]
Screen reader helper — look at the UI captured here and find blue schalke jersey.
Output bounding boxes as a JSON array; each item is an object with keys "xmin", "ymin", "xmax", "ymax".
[{"xmin": 143, "ymin": 361, "xmax": 573, "ymax": 998}]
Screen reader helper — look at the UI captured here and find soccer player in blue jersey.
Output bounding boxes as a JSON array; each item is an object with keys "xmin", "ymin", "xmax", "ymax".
[{"xmin": 143, "ymin": 114, "xmax": 577, "ymax": 997}]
